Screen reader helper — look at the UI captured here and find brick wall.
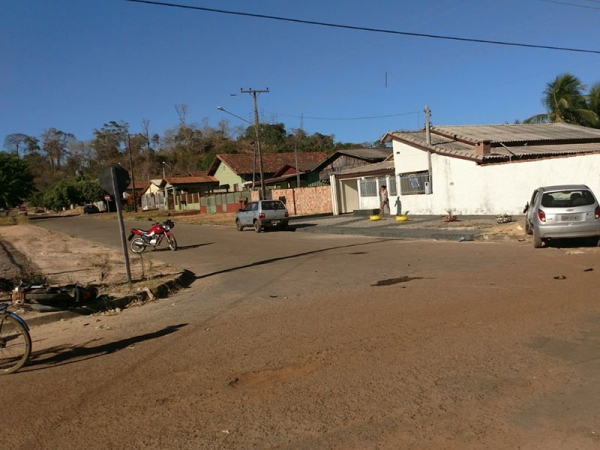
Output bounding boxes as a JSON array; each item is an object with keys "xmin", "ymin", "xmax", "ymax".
[{"xmin": 270, "ymin": 186, "xmax": 332, "ymax": 216}]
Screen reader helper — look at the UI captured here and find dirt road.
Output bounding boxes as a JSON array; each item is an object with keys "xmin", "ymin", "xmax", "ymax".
[{"xmin": 2, "ymin": 218, "xmax": 600, "ymax": 449}]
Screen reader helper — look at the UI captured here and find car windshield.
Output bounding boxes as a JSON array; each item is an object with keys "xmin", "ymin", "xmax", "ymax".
[
  {"xmin": 541, "ymin": 190, "xmax": 595, "ymax": 208},
  {"xmin": 262, "ymin": 201, "xmax": 286, "ymax": 210}
]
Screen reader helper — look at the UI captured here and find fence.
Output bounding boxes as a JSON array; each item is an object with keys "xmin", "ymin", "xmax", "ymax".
[{"xmin": 143, "ymin": 186, "xmax": 333, "ymax": 216}]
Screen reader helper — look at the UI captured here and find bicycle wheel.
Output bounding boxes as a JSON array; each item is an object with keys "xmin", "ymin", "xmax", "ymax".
[{"xmin": 0, "ymin": 314, "xmax": 32, "ymax": 374}]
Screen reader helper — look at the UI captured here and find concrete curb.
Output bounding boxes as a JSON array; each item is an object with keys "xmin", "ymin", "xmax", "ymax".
[
  {"xmin": 295, "ymin": 224, "xmax": 480, "ymax": 242},
  {"xmin": 19, "ymin": 270, "xmax": 195, "ymax": 328}
]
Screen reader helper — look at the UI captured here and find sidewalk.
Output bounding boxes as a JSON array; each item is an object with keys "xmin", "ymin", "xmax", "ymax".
[{"xmin": 290, "ymin": 214, "xmax": 525, "ymax": 242}]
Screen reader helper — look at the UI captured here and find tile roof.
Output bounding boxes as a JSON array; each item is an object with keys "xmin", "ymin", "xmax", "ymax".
[
  {"xmin": 383, "ymin": 123, "xmax": 600, "ymax": 163},
  {"xmin": 164, "ymin": 175, "xmax": 218, "ymax": 185},
  {"xmin": 126, "ymin": 180, "xmax": 151, "ymax": 191},
  {"xmin": 209, "ymin": 152, "xmax": 329, "ymax": 175}
]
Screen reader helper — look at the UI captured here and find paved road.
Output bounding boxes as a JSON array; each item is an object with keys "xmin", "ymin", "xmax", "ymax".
[{"xmin": 4, "ymin": 216, "xmax": 600, "ymax": 450}]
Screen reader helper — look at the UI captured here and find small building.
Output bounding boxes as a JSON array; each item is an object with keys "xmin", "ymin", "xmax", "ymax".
[{"xmin": 207, "ymin": 152, "xmax": 329, "ymax": 191}]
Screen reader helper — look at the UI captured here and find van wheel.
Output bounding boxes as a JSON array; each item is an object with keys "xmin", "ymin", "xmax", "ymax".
[
  {"xmin": 533, "ymin": 229, "xmax": 543, "ymax": 248},
  {"xmin": 254, "ymin": 220, "xmax": 262, "ymax": 233},
  {"xmin": 236, "ymin": 220, "xmax": 244, "ymax": 231}
]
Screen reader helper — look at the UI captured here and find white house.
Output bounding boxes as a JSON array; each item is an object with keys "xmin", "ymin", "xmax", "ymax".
[{"xmin": 380, "ymin": 123, "xmax": 600, "ymax": 215}]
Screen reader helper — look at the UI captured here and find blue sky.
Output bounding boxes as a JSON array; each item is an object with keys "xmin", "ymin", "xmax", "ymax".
[{"xmin": 2, "ymin": 0, "xmax": 600, "ymax": 147}]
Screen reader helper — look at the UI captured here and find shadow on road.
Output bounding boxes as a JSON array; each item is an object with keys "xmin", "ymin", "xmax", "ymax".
[
  {"xmin": 24, "ymin": 323, "xmax": 188, "ymax": 371},
  {"xmin": 194, "ymin": 239, "xmax": 393, "ymax": 281}
]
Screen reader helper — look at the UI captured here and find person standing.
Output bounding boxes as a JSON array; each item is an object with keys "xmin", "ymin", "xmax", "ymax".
[{"xmin": 379, "ymin": 185, "xmax": 389, "ymax": 217}]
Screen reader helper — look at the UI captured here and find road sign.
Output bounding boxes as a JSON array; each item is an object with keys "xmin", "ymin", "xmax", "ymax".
[{"xmin": 99, "ymin": 165, "xmax": 130, "ymax": 196}]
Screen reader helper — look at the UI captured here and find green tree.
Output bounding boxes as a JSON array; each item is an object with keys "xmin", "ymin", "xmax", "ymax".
[
  {"xmin": 525, "ymin": 73, "xmax": 599, "ymax": 126},
  {"xmin": 588, "ymin": 82, "xmax": 600, "ymax": 127},
  {"xmin": 0, "ymin": 152, "xmax": 36, "ymax": 208},
  {"xmin": 76, "ymin": 179, "xmax": 104, "ymax": 203}
]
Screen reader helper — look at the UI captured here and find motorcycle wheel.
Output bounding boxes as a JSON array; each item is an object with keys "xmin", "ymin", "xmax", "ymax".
[
  {"xmin": 167, "ymin": 235, "xmax": 178, "ymax": 251},
  {"xmin": 130, "ymin": 238, "xmax": 147, "ymax": 254}
]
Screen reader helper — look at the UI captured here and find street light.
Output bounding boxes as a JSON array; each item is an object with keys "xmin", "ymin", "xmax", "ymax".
[
  {"xmin": 217, "ymin": 105, "xmax": 264, "ymax": 198},
  {"xmin": 162, "ymin": 161, "xmax": 172, "ymax": 178},
  {"xmin": 162, "ymin": 162, "xmax": 172, "ymax": 210}
]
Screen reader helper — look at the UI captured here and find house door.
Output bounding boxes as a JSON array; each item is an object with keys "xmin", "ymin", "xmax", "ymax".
[{"xmin": 339, "ymin": 179, "xmax": 359, "ymax": 214}]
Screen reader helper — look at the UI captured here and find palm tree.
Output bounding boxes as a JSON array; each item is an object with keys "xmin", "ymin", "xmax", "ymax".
[
  {"xmin": 525, "ymin": 73, "xmax": 598, "ymax": 127},
  {"xmin": 587, "ymin": 82, "xmax": 600, "ymax": 127}
]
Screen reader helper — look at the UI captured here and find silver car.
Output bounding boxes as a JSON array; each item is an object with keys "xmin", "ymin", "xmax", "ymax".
[
  {"xmin": 235, "ymin": 200, "xmax": 290, "ymax": 233},
  {"xmin": 524, "ymin": 184, "xmax": 600, "ymax": 248}
]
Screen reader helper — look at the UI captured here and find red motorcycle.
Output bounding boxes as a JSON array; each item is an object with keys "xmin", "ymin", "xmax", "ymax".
[{"xmin": 128, "ymin": 218, "xmax": 177, "ymax": 253}]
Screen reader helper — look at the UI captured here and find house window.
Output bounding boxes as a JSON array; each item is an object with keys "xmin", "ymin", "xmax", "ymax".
[
  {"xmin": 386, "ymin": 177, "xmax": 397, "ymax": 196},
  {"xmin": 400, "ymin": 171, "xmax": 431, "ymax": 195},
  {"xmin": 359, "ymin": 178, "xmax": 378, "ymax": 197}
]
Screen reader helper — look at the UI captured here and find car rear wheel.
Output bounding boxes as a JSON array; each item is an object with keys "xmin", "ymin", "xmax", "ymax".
[
  {"xmin": 533, "ymin": 229, "xmax": 543, "ymax": 248},
  {"xmin": 236, "ymin": 220, "xmax": 244, "ymax": 231},
  {"xmin": 254, "ymin": 220, "xmax": 262, "ymax": 233}
]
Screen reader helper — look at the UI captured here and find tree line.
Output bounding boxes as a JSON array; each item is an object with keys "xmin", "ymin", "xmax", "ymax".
[
  {"xmin": 1, "ymin": 105, "xmax": 377, "ymax": 210},
  {"xmin": 4, "ymin": 73, "xmax": 599, "ymax": 211}
]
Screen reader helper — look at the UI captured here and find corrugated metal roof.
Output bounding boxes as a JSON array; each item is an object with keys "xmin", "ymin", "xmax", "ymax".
[
  {"xmin": 335, "ymin": 148, "xmax": 393, "ymax": 160},
  {"xmin": 384, "ymin": 123, "xmax": 600, "ymax": 163}
]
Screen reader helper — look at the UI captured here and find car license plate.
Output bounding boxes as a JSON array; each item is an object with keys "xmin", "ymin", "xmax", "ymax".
[
  {"xmin": 561, "ymin": 214, "xmax": 581, "ymax": 221},
  {"xmin": 272, "ymin": 220, "xmax": 280, "ymax": 225}
]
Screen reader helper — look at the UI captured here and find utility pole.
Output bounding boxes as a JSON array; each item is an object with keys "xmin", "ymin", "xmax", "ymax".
[
  {"xmin": 127, "ymin": 135, "xmax": 138, "ymax": 213},
  {"xmin": 424, "ymin": 105, "xmax": 433, "ymax": 194},
  {"xmin": 241, "ymin": 88, "xmax": 269, "ymax": 199}
]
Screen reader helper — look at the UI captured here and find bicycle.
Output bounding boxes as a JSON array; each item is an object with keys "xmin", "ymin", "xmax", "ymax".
[{"xmin": 0, "ymin": 303, "xmax": 32, "ymax": 374}]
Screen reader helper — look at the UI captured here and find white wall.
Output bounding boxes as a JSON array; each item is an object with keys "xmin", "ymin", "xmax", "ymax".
[{"xmin": 392, "ymin": 141, "xmax": 600, "ymax": 215}]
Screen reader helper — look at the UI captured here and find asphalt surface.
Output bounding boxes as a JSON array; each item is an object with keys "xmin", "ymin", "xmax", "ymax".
[{"xmin": 4, "ymin": 214, "xmax": 600, "ymax": 449}]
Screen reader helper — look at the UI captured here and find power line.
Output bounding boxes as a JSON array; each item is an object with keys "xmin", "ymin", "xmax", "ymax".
[
  {"xmin": 126, "ymin": 0, "xmax": 600, "ymax": 55},
  {"xmin": 539, "ymin": 0, "xmax": 600, "ymax": 10},
  {"xmin": 266, "ymin": 111, "xmax": 420, "ymax": 121}
]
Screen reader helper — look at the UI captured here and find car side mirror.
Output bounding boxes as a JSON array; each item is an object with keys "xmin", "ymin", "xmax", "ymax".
[
  {"xmin": 522, "ymin": 202, "xmax": 529, "ymax": 214},
  {"xmin": 238, "ymin": 208, "xmax": 243, "ymax": 212}
]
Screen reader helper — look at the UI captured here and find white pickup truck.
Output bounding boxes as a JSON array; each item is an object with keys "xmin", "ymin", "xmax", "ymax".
[{"xmin": 235, "ymin": 200, "xmax": 290, "ymax": 232}]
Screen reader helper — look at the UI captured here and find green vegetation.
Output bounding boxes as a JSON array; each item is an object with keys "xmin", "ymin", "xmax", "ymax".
[
  {"xmin": 525, "ymin": 73, "xmax": 600, "ymax": 127},
  {"xmin": 2, "ymin": 105, "xmax": 375, "ymax": 210},
  {"xmin": 0, "ymin": 152, "xmax": 35, "ymax": 209}
]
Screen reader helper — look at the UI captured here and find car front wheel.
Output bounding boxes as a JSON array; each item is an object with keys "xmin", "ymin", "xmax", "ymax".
[{"xmin": 236, "ymin": 220, "xmax": 244, "ymax": 231}]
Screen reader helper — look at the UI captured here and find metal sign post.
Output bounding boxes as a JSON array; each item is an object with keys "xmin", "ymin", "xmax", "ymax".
[
  {"xmin": 100, "ymin": 165, "xmax": 132, "ymax": 283},
  {"xmin": 111, "ymin": 167, "xmax": 132, "ymax": 283}
]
